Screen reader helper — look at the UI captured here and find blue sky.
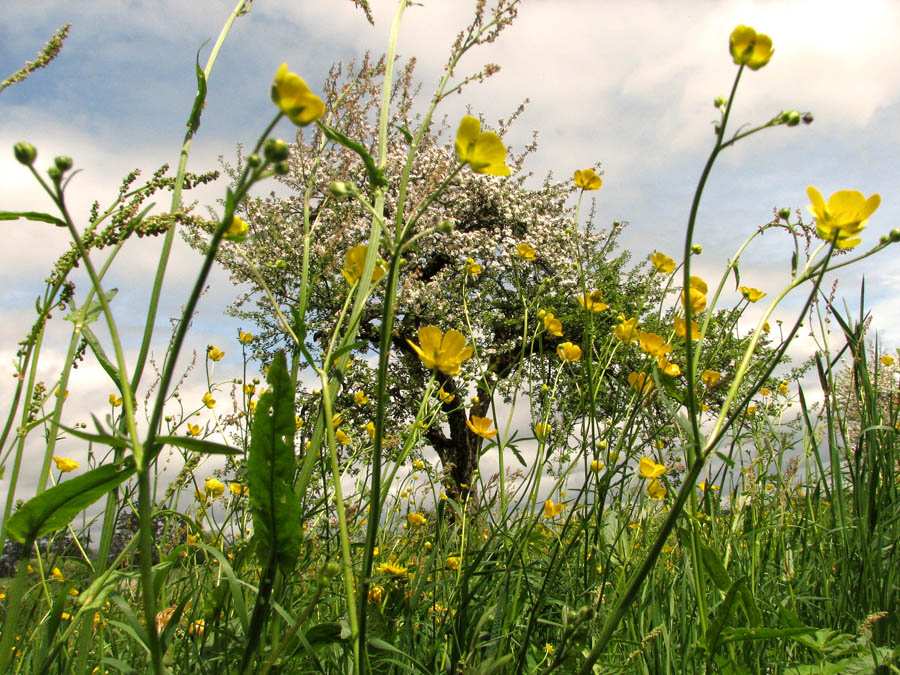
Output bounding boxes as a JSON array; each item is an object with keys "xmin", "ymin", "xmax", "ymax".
[{"xmin": 2, "ymin": 0, "xmax": 899, "ymax": 501}]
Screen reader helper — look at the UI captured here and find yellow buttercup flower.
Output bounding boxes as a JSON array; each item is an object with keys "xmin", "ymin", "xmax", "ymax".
[
  {"xmin": 739, "ymin": 286, "xmax": 766, "ymax": 303},
  {"xmin": 628, "ymin": 371, "xmax": 654, "ymax": 395},
  {"xmin": 674, "ymin": 316, "xmax": 701, "ymax": 341},
  {"xmin": 204, "ymin": 477, "xmax": 225, "ymax": 499},
  {"xmin": 407, "ymin": 326, "xmax": 473, "ymax": 376},
  {"xmin": 51, "ymin": 567, "xmax": 64, "ymax": 581},
  {"xmin": 271, "ymin": 63, "xmax": 325, "ymax": 126},
  {"xmin": 534, "ymin": 423, "xmax": 552, "ymax": 440},
  {"xmin": 354, "ymin": 390, "xmax": 369, "ymax": 405},
  {"xmin": 557, "ymin": 342, "xmax": 583, "ymax": 362},
  {"xmin": 806, "ymin": 186, "xmax": 880, "ymax": 249},
  {"xmin": 700, "ymin": 369, "xmax": 721, "ymax": 386},
  {"xmin": 881, "ymin": 355, "xmax": 895, "ymax": 367},
  {"xmin": 638, "ymin": 331, "xmax": 671, "ymax": 357},
  {"xmin": 778, "ymin": 381, "xmax": 789, "ymax": 395},
  {"xmin": 578, "ymin": 289, "xmax": 608, "ymax": 312},
  {"xmin": 224, "ymin": 216, "xmax": 249, "ymax": 242},
  {"xmin": 229, "ymin": 482, "xmax": 248, "ymax": 496},
  {"xmin": 368, "ymin": 586, "xmax": 384, "ymax": 603},
  {"xmin": 516, "ymin": 242, "xmax": 536, "ymax": 260},
  {"xmin": 614, "ymin": 317, "xmax": 640, "ymax": 344},
  {"xmin": 647, "ymin": 479, "xmax": 666, "ymax": 500},
  {"xmin": 638, "ymin": 457, "xmax": 666, "ymax": 479},
  {"xmin": 466, "ymin": 415, "xmax": 499, "ymax": 439},
  {"xmin": 573, "ymin": 168, "xmax": 602, "ymax": 191},
  {"xmin": 109, "ymin": 393, "xmax": 123, "ymax": 407},
  {"xmin": 335, "ymin": 429, "xmax": 351, "ymax": 445},
  {"xmin": 446, "ymin": 556, "xmax": 461, "ymax": 571},
  {"xmin": 729, "ymin": 25, "xmax": 774, "ymax": 70},
  {"xmin": 341, "ymin": 244, "xmax": 387, "ymax": 285},
  {"xmin": 202, "ymin": 392, "xmax": 216, "ymax": 408},
  {"xmin": 590, "ymin": 459, "xmax": 604, "ymax": 473},
  {"xmin": 657, "ymin": 356, "xmax": 681, "ymax": 376},
  {"xmin": 455, "ymin": 115, "xmax": 510, "ymax": 176},
  {"xmin": 681, "ymin": 277, "xmax": 708, "ymax": 313},
  {"xmin": 437, "ymin": 387, "xmax": 455, "ymax": 404},
  {"xmin": 53, "ymin": 456, "xmax": 79, "ymax": 473},
  {"xmin": 187, "ymin": 423, "xmax": 202, "ymax": 437},
  {"xmin": 543, "ymin": 312, "xmax": 563, "ymax": 337},
  {"xmin": 208, "ymin": 346, "xmax": 225, "ymax": 362},
  {"xmin": 465, "ymin": 257, "xmax": 483, "ymax": 275},
  {"xmin": 363, "ymin": 421, "xmax": 376, "ymax": 440},
  {"xmin": 650, "ymin": 252, "xmax": 676, "ymax": 274},
  {"xmin": 543, "ymin": 499, "xmax": 565, "ymax": 518},
  {"xmin": 238, "ymin": 330, "xmax": 254, "ymax": 344},
  {"xmin": 407, "ymin": 513, "xmax": 426, "ymax": 528}
]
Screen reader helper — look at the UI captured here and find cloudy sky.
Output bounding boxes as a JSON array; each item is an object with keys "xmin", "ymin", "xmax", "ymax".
[{"xmin": 2, "ymin": 0, "xmax": 898, "ymax": 505}]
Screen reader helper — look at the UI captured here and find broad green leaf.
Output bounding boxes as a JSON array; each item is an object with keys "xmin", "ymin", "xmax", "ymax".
[
  {"xmin": 65, "ymin": 288, "xmax": 118, "ymax": 327},
  {"xmin": 305, "ymin": 622, "xmax": 344, "ymax": 646},
  {"xmin": 700, "ymin": 544, "xmax": 732, "ymax": 592},
  {"xmin": 155, "ymin": 435, "xmax": 241, "ymax": 455},
  {"xmin": 80, "ymin": 326, "xmax": 119, "ymax": 383},
  {"xmin": 187, "ymin": 42, "xmax": 209, "ymax": 135},
  {"xmin": 319, "ymin": 122, "xmax": 388, "ymax": 189},
  {"xmin": 248, "ymin": 350, "xmax": 301, "ymax": 573},
  {"xmin": 6, "ymin": 459, "xmax": 135, "ymax": 542},
  {"xmin": 0, "ymin": 210, "xmax": 66, "ymax": 227}
]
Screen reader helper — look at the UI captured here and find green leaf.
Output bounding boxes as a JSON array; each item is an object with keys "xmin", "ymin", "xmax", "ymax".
[
  {"xmin": 80, "ymin": 326, "xmax": 119, "ymax": 384},
  {"xmin": 319, "ymin": 122, "xmax": 388, "ymax": 189},
  {"xmin": 155, "ymin": 435, "xmax": 241, "ymax": 455},
  {"xmin": 187, "ymin": 41, "xmax": 209, "ymax": 135},
  {"xmin": 65, "ymin": 289, "xmax": 118, "ymax": 327},
  {"xmin": 700, "ymin": 544, "xmax": 732, "ymax": 592},
  {"xmin": 0, "ymin": 210, "xmax": 67, "ymax": 227},
  {"xmin": 702, "ymin": 581, "xmax": 740, "ymax": 656},
  {"xmin": 6, "ymin": 459, "xmax": 135, "ymax": 542},
  {"xmin": 718, "ymin": 625, "xmax": 816, "ymax": 644},
  {"xmin": 305, "ymin": 622, "xmax": 344, "ymax": 646},
  {"xmin": 395, "ymin": 125, "xmax": 413, "ymax": 144},
  {"xmin": 248, "ymin": 350, "xmax": 301, "ymax": 573},
  {"xmin": 58, "ymin": 422, "xmax": 129, "ymax": 449}
]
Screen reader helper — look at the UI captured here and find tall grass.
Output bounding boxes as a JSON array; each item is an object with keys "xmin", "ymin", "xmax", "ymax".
[{"xmin": 1, "ymin": 2, "xmax": 898, "ymax": 673}]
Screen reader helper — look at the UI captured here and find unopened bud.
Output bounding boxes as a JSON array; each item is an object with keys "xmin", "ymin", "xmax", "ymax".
[
  {"xmin": 247, "ymin": 154, "xmax": 262, "ymax": 168},
  {"xmin": 328, "ymin": 181, "xmax": 359, "ymax": 199},
  {"xmin": 782, "ymin": 111, "xmax": 801, "ymax": 127},
  {"xmin": 47, "ymin": 166, "xmax": 62, "ymax": 182},
  {"xmin": 54, "ymin": 156, "xmax": 73, "ymax": 172},
  {"xmin": 691, "ymin": 244, "xmax": 703, "ymax": 255},
  {"xmin": 890, "ymin": 228, "xmax": 900, "ymax": 243},
  {"xmin": 274, "ymin": 259, "xmax": 287, "ymax": 269},
  {"xmin": 713, "ymin": 96, "xmax": 727, "ymax": 108},
  {"xmin": 13, "ymin": 142, "xmax": 37, "ymax": 166},
  {"xmin": 263, "ymin": 138, "xmax": 290, "ymax": 162},
  {"xmin": 437, "ymin": 220, "xmax": 454, "ymax": 234},
  {"xmin": 778, "ymin": 207, "xmax": 792, "ymax": 221},
  {"xmin": 272, "ymin": 161, "xmax": 290, "ymax": 176}
]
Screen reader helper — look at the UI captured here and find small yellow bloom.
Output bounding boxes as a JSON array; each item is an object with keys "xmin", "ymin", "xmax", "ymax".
[
  {"xmin": 638, "ymin": 331, "xmax": 671, "ymax": 357},
  {"xmin": 202, "ymin": 392, "xmax": 216, "ymax": 408},
  {"xmin": 700, "ymin": 369, "xmax": 721, "ymax": 386},
  {"xmin": 650, "ymin": 252, "xmax": 676, "ymax": 274},
  {"xmin": 437, "ymin": 387, "xmax": 455, "ymax": 404},
  {"xmin": 698, "ymin": 482, "xmax": 707, "ymax": 491},
  {"xmin": 534, "ymin": 423, "xmax": 552, "ymax": 439},
  {"xmin": 375, "ymin": 561, "xmax": 408, "ymax": 577},
  {"xmin": 455, "ymin": 115, "xmax": 511, "ymax": 176},
  {"xmin": 762, "ymin": 321, "xmax": 771, "ymax": 333},
  {"xmin": 543, "ymin": 499, "xmax": 565, "ymax": 518},
  {"xmin": 52, "ymin": 456, "xmax": 79, "ymax": 473},
  {"xmin": 229, "ymin": 482, "xmax": 248, "ymax": 496},
  {"xmin": 341, "ymin": 244, "xmax": 387, "ymax": 285},
  {"xmin": 614, "ymin": 317, "xmax": 640, "ymax": 343},
  {"xmin": 682, "ymin": 287, "xmax": 707, "ymax": 314},
  {"xmin": 543, "ymin": 312, "xmax": 563, "ymax": 337},
  {"xmin": 647, "ymin": 479, "xmax": 666, "ymax": 500},
  {"xmin": 466, "ymin": 415, "xmax": 499, "ymax": 439},
  {"xmin": 354, "ymin": 390, "xmax": 369, "ymax": 405},
  {"xmin": 747, "ymin": 405, "xmax": 758, "ymax": 415},
  {"xmin": 335, "ymin": 429, "xmax": 351, "ymax": 445},
  {"xmin": 543, "ymin": 643, "xmax": 556, "ymax": 656},
  {"xmin": 223, "ymin": 216, "xmax": 249, "ymax": 242},
  {"xmin": 413, "ymin": 460, "xmax": 425, "ymax": 470},
  {"xmin": 657, "ymin": 356, "xmax": 681, "ymax": 377},
  {"xmin": 51, "ymin": 567, "xmax": 64, "ymax": 582},
  {"xmin": 638, "ymin": 457, "xmax": 667, "ymax": 479},
  {"xmin": 368, "ymin": 586, "xmax": 384, "ymax": 603},
  {"xmin": 573, "ymin": 168, "xmax": 602, "ymax": 191},
  {"xmin": 578, "ymin": 289, "xmax": 608, "ymax": 312},
  {"xmin": 407, "ymin": 513, "xmax": 426, "ymax": 528},
  {"xmin": 557, "ymin": 341, "xmax": 583, "ymax": 362},
  {"xmin": 446, "ymin": 556, "xmax": 461, "ymax": 570},
  {"xmin": 778, "ymin": 381, "xmax": 789, "ymax": 395},
  {"xmin": 363, "ymin": 421, "xmax": 376, "ymax": 440},
  {"xmin": 881, "ymin": 355, "xmax": 895, "ymax": 367},
  {"xmin": 408, "ymin": 326, "xmax": 474, "ymax": 376},
  {"xmin": 238, "ymin": 330, "xmax": 254, "ymax": 344},
  {"xmin": 516, "ymin": 242, "xmax": 536, "ymax": 260},
  {"xmin": 729, "ymin": 25, "xmax": 774, "ymax": 71},
  {"xmin": 208, "ymin": 346, "xmax": 225, "ymax": 362},
  {"xmin": 194, "ymin": 488, "xmax": 207, "ymax": 502},
  {"xmin": 738, "ymin": 286, "xmax": 766, "ymax": 303},
  {"xmin": 590, "ymin": 459, "xmax": 604, "ymax": 473},
  {"xmin": 188, "ymin": 618, "xmax": 205, "ymax": 637},
  {"xmin": 674, "ymin": 316, "xmax": 701, "ymax": 341},
  {"xmin": 806, "ymin": 186, "xmax": 880, "ymax": 248},
  {"xmin": 628, "ymin": 371, "xmax": 654, "ymax": 395},
  {"xmin": 204, "ymin": 477, "xmax": 225, "ymax": 499},
  {"xmin": 68, "ymin": 588, "xmax": 79, "ymax": 596},
  {"xmin": 271, "ymin": 63, "xmax": 325, "ymax": 126},
  {"xmin": 465, "ymin": 257, "xmax": 483, "ymax": 275},
  {"xmin": 109, "ymin": 393, "xmax": 123, "ymax": 407}
]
